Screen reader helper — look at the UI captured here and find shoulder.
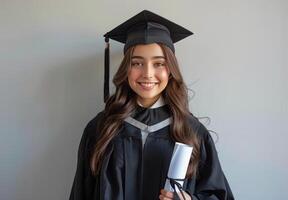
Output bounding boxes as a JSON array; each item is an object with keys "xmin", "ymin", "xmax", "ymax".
[
  {"xmin": 84, "ymin": 111, "xmax": 105, "ymax": 135},
  {"xmin": 187, "ymin": 114, "xmax": 210, "ymax": 140},
  {"xmin": 80, "ymin": 111, "xmax": 106, "ymax": 149}
]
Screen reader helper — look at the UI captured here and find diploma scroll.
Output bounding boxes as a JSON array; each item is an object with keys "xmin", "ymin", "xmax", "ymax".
[{"xmin": 164, "ymin": 142, "xmax": 193, "ymax": 192}]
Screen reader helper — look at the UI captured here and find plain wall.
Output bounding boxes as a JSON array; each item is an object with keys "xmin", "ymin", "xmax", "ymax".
[{"xmin": 0, "ymin": 0, "xmax": 287, "ymax": 199}]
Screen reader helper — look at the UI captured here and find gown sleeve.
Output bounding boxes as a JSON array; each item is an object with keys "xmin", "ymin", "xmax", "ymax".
[
  {"xmin": 69, "ymin": 112, "xmax": 104, "ymax": 200},
  {"xmin": 185, "ymin": 123, "xmax": 234, "ymax": 200}
]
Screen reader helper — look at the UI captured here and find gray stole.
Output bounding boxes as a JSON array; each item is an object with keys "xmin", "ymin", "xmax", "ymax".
[{"xmin": 124, "ymin": 116, "xmax": 172, "ymax": 148}]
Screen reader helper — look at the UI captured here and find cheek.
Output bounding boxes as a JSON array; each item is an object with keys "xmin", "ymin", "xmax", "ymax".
[
  {"xmin": 128, "ymin": 69, "xmax": 135, "ymax": 81},
  {"xmin": 157, "ymin": 69, "xmax": 170, "ymax": 83},
  {"xmin": 128, "ymin": 69, "xmax": 140, "ymax": 84}
]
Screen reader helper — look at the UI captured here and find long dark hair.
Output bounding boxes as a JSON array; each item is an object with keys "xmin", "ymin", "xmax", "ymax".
[{"xmin": 90, "ymin": 43, "xmax": 201, "ymax": 178}]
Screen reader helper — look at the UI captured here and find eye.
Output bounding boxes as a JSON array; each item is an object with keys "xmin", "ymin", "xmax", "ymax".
[
  {"xmin": 131, "ymin": 62, "xmax": 143, "ymax": 67},
  {"xmin": 154, "ymin": 62, "xmax": 166, "ymax": 67}
]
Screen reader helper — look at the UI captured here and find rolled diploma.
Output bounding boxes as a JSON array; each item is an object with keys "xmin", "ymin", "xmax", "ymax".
[{"xmin": 164, "ymin": 142, "xmax": 193, "ymax": 192}]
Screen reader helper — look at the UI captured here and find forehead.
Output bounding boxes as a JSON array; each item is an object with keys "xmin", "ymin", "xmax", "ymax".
[{"xmin": 132, "ymin": 43, "xmax": 165, "ymax": 58}]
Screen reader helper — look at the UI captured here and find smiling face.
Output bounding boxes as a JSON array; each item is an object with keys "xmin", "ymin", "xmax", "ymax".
[{"xmin": 127, "ymin": 43, "xmax": 170, "ymax": 107}]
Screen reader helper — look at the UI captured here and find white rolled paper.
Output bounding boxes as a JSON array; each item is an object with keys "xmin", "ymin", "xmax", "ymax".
[{"xmin": 164, "ymin": 142, "xmax": 193, "ymax": 192}]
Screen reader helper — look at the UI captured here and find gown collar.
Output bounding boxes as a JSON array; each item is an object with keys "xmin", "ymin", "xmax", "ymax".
[{"xmin": 131, "ymin": 96, "xmax": 171, "ymax": 126}]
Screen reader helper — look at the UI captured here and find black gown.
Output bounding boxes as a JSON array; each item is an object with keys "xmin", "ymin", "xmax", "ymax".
[{"xmin": 69, "ymin": 102, "xmax": 234, "ymax": 200}]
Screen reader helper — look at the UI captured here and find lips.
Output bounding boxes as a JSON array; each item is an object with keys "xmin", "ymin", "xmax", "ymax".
[{"xmin": 137, "ymin": 82, "xmax": 158, "ymax": 90}]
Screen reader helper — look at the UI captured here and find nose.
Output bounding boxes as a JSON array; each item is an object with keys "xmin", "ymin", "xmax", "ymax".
[{"xmin": 142, "ymin": 62, "xmax": 154, "ymax": 78}]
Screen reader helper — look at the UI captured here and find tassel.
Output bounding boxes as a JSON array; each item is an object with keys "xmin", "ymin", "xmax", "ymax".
[
  {"xmin": 168, "ymin": 177, "xmax": 187, "ymax": 200},
  {"xmin": 104, "ymin": 37, "xmax": 110, "ymax": 103}
]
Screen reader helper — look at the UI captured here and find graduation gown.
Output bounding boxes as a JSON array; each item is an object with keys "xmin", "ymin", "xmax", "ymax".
[{"xmin": 69, "ymin": 99, "xmax": 234, "ymax": 200}]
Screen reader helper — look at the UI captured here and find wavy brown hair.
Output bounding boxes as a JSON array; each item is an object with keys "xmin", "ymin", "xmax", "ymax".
[{"xmin": 90, "ymin": 43, "xmax": 200, "ymax": 178}]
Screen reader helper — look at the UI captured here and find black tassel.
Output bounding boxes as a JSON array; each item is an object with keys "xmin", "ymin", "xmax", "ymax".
[
  {"xmin": 104, "ymin": 37, "xmax": 110, "ymax": 103},
  {"xmin": 168, "ymin": 177, "xmax": 187, "ymax": 200}
]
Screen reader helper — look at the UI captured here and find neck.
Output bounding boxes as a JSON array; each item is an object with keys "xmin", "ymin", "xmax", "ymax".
[{"xmin": 137, "ymin": 95, "xmax": 164, "ymax": 108}]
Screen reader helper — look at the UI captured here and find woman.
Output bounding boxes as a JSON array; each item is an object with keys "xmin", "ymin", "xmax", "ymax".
[{"xmin": 69, "ymin": 10, "xmax": 234, "ymax": 200}]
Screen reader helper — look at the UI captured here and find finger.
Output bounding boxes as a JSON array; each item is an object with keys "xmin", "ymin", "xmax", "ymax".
[
  {"xmin": 159, "ymin": 194, "xmax": 173, "ymax": 200},
  {"xmin": 160, "ymin": 189, "xmax": 174, "ymax": 198}
]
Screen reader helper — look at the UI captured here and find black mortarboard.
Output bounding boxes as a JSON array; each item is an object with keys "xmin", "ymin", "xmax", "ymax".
[{"xmin": 103, "ymin": 10, "xmax": 193, "ymax": 102}]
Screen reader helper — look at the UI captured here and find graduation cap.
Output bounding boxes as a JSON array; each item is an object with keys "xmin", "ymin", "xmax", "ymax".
[{"xmin": 103, "ymin": 10, "xmax": 193, "ymax": 102}]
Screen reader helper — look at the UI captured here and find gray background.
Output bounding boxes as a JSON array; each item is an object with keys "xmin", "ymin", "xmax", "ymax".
[{"xmin": 1, "ymin": 0, "xmax": 287, "ymax": 199}]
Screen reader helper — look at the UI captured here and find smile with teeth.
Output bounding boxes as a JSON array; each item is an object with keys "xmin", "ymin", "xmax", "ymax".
[{"xmin": 138, "ymin": 82, "xmax": 158, "ymax": 90}]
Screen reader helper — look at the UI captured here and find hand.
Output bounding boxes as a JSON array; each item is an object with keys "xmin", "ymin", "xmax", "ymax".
[{"xmin": 159, "ymin": 189, "xmax": 191, "ymax": 200}]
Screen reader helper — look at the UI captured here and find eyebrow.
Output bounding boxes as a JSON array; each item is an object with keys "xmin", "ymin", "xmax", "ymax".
[{"xmin": 131, "ymin": 56, "xmax": 166, "ymax": 60}]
